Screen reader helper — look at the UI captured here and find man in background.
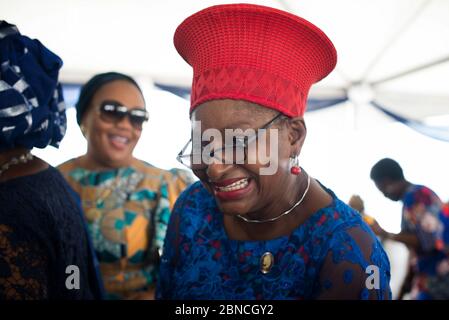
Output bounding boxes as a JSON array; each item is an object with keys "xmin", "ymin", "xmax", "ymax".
[{"xmin": 370, "ymin": 158, "xmax": 449, "ymax": 299}]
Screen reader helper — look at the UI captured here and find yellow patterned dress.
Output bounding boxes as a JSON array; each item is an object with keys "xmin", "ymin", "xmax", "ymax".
[{"xmin": 58, "ymin": 158, "xmax": 193, "ymax": 299}]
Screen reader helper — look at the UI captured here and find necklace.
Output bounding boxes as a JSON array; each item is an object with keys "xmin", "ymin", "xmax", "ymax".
[
  {"xmin": 236, "ymin": 173, "xmax": 311, "ymax": 223},
  {"xmin": 0, "ymin": 152, "xmax": 34, "ymax": 177}
]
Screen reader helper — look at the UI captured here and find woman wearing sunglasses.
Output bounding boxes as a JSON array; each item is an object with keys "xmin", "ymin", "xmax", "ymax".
[
  {"xmin": 157, "ymin": 4, "xmax": 391, "ymax": 300},
  {"xmin": 58, "ymin": 72, "xmax": 193, "ymax": 299}
]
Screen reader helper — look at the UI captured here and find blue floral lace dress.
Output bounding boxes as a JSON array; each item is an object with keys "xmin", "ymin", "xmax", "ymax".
[{"xmin": 157, "ymin": 181, "xmax": 391, "ymax": 300}]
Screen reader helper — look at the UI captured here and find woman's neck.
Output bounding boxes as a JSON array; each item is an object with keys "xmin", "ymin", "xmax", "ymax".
[
  {"xmin": 78, "ymin": 153, "xmax": 134, "ymax": 171},
  {"xmin": 225, "ymin": 174, "xmax": 332, "ymax": 241},
  {"xmin": 0, "ymin": 147, "xmax": 29, "ymax": 164},
  {"xmin": 0, "ymin": 147, "xmax": 48, "ymax": 183}
]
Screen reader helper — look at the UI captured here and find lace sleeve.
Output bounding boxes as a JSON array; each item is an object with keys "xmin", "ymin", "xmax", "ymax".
[
  {"xmin": 0, "ymin": 224, "xmax": 49, "ymax": 299},
  {"xmin": 316, "ymin": 226, "xmax": 391, "ymax": 300}
]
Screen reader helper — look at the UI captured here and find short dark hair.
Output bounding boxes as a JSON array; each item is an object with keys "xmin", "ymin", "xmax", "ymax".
[
  {"xmin": 370, "ymin": 158, "xmax": 404, "ymax": 182},
  {"xmin": 75, "ymin": 71, "xmax": 143, "ymax": 125}
]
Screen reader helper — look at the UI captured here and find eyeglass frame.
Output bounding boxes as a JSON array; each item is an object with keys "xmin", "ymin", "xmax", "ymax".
[{"xmin": 176, "ymin": 112, "xmax": 285, "ymax": 170}]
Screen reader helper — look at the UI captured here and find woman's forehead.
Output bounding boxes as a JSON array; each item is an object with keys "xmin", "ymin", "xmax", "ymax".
[
  {"xmin": 192, "ymin": 99, "xmax": 274, "ymax": 126},
  {"xmin": 92, "ymin": 80, "xmax": 144, "ymax": 105}
]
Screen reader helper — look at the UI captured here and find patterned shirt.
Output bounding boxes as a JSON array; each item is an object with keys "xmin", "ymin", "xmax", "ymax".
[
  {"xmin": 58, "ymin": 158, "xmax": 193, "ymax": 299},
  {"xmin": 157, "ymin": 181, "xmax": 391, "ymax": 300},
  {"xmin": 401, "ymin": 185, "xmax": 449, "ymax": 299}
]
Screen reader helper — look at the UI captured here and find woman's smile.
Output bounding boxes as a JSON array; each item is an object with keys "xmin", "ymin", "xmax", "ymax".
[
  {"xmin": 210, "ymin": 177, "xmax": 255, "ymax": 201},
  {"xmin": 108, "ymin": 133, "xmax": 131, "ymax": 150}
]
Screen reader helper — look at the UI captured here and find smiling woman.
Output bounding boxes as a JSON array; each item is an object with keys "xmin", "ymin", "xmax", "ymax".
[
  {"xmin": 156, "ymin": 4, "xmax": 392, "ymax": 300},
  {"xmin": 57, "ymin": 72, "xmax": 194, "ymax": 299}
]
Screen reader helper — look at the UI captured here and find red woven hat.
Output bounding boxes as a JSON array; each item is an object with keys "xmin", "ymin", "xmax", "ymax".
[{"xmin": 174, "ymin": 3, "xmax": 337, "ymax": 117}]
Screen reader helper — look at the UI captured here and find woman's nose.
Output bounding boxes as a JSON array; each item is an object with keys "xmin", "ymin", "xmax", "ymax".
[
  {"xmin": 116, "ymin": 115, "xmax": 133, "ymax": 130},
  {"xmin": 206, "ymin": 161, "xmax": 234, "ymax": 181}
]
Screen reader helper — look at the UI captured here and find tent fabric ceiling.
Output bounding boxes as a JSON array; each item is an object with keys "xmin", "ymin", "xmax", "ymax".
[{"xmin": 1, "ymin": 0, "xmax": 449, "ymax": 120}]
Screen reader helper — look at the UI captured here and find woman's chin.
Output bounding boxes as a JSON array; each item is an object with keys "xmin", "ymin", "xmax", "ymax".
[
  {"xmin": 217, "ymin": 202, "xmax": 254, "ymax": 218},
  {"xmin": 202, "ymin": 178, "xmax": 260, "ymax": 216},
  {"xmin": 102, "ymin": 153, "xmax": 133, "ymax": 168}
]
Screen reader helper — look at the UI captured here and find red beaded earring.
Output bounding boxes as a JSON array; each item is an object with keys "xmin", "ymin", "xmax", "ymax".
[{"xmin": 290, "ymin": 156, "xmax": 301, "ymax": 175}]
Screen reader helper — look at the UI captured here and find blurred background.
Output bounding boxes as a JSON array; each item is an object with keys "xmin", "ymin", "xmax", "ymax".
[{"xmin": 2, "ymin": 0, "xmax": 449, "ymax": 298}]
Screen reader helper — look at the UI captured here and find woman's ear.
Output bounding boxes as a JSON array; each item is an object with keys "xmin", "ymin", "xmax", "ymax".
[
  {"xmin": 79, "ymin": 99, "xmax": 97, "ymax": 139},
  {"xmin": 287, "ymin": 117, "xmax": 307, "ymax": 155},
  {"xmin": 80, "ymin": 121, "xmax": 88, "ymax": 138},
  {"xmin": 79, "ymin": 106, "xmax": 93, "ymax": 138}
]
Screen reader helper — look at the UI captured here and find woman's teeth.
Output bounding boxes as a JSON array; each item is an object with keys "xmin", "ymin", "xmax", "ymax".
[
  {"xmin": 217, "ymin": 178, "xmax": 249, "ymax": 192},
  {"xmin": 110, "ymin": 135, "xmax": 129, "ymax": 144}
]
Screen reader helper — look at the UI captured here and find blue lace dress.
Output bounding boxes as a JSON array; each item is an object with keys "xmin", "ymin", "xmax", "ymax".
[{"xmin": 156, "ymin": 181, "xmax": 391, "ymax": 300}]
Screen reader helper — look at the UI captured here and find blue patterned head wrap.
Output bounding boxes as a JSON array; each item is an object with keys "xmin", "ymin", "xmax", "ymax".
[{"xmin": 0, "ymin": 21, "xmax": 66, "ymax": 152}]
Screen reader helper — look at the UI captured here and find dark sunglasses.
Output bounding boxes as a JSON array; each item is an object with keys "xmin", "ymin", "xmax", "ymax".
[{"xmin": 98, "ymin": 100, "xmax": 149, "ymax": 129}]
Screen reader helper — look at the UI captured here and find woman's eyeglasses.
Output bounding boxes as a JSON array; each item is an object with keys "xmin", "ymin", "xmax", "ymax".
[
  {"xmin": 177, "ymin": 113, "xmax": 284, "ymax": 170},
  {"xmin": 98, "ymin": 100, "xmax": 149, "ymax": 130}
]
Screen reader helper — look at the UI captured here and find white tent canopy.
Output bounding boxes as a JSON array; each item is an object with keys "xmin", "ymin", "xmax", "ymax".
[{"xmin": 2, "ymin": 0, "xmax": 449, "ymax": 119}]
